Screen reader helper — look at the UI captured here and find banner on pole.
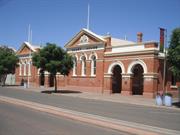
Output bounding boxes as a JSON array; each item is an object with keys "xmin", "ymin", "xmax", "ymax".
[{"xmin": 159, "ymin": 28, "xmax": 165, "ymax": 52}]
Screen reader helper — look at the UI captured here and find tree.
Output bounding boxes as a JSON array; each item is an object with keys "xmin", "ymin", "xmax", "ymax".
[
  {"xmin": 0, "ymin": 46, "xmax": 19, "ymax": 86},
  {"xmin": 167, "ymin": 27, "xmax": 180, "ymax": 79},
  {"xmin": 32, "ymin": 43, "xmax": 73, "ymax": 92}
]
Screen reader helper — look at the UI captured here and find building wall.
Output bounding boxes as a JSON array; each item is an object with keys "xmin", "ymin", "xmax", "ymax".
[{"xmin": 15, "ymin": 33, "xmax": 180, "ymax": 98}]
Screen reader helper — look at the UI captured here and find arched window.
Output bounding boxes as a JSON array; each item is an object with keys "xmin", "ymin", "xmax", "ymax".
[
  {"xmin": 28, "ymin": 61, "xmax": 31, "ymax": 76},
  {"xmin": 73, "ymin": 57, "xmax": 77, "ymax": 76},
  {"xmin": 91, "ymin": 55, "xmax": 96, "ymax": 76},
  {"xmin": 23, "ymin": 62, "xmax": 26, "ymax": 76},
  {"xmin": 81, "ymin": 56, "xmax": 86, "ymax": 76},
  {"xmin": 19, "ymin": 62, "xmax": 22, "ymax": 76}
]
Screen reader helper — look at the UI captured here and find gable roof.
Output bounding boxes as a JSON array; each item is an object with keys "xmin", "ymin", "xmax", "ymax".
[
  {"xmin": 64, "ymin": 28, "xmax": 106, "ymax": 48},
  {"xmin": 17, "ymin": 42, "xmax": 40, "ymax": 54}
]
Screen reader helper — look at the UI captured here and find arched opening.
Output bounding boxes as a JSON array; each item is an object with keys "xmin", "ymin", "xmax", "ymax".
[
  {"xmin": 49, "ymin": 74, "xmax": 54, "ymax": 87},
  {"xmin": 112, "ymin": 65, "xmax": 122, "ymax": 93},
  {"xmin": 91, "ymin": 55, "xmax": 96, "ymax": 76},
  {"xmin": 73, "ymin": 57, "xmax": 77, "ymax": 76},
  {"xmin": 81, "ymin": 56, "xmax": 86, "ymax": 76},
  {"xmin": 132, "ymin": 64, "xmax": 144, "ymax": 95},
  {"xmin": 39, "ymin": 69, "xmax": 45, "ymax": 86}
]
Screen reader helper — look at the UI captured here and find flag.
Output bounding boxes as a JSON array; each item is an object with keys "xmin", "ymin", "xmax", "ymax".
[{"xmin": 159, "ymin": 28, "xmax": 165, "ymax": 52}]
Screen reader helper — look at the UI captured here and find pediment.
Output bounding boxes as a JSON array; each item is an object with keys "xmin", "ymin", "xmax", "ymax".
[
  {"xmin": 65, "ymin": 28, "xmax": 106, "ymax": 48},
  {"xmin": 16, "ymin": 42, "xmax": 34, "ymax": 55}
]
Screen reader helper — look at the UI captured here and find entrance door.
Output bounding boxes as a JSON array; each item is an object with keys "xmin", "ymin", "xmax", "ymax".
[
  {"xmin": 39, "ymin": 70, "xmax": 45, "ymax": 86},
  {"xmin": 49, "ymin": 74, "xmax": 54, "ymax": 87},
  {"xmin": 112, "ymin": 65, "xmax": 122, "ymax": 93},
  {"xmin": 132, "ymin": 64, "xmax": 144, "ymax": 95}
]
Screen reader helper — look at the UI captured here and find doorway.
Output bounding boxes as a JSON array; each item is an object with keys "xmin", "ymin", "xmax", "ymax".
[
  {"xmin": 39, "ymin": 69, "xmax": 45, "ymax": 86},
  {"xmin": 132, "ymin": 64, "xmax": 144, "ymax": 95},
  {"xmin": 112, "ymin": 65, "xmax": 122, "ymax": 93}
]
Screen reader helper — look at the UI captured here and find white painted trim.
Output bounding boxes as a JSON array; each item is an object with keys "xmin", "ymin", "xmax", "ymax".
[
  {"xmin": 80, "ymin": 55, "xmax": 86, "ymax": 76},
  {"xmin": 80, "ymin": 53, "xmax": 88, "ymax": 60},
  {"xmin": 18, "ymin": 63, "xmax": 22, "ymax": 76},
  {"xmin": 28, "ymin": 61, "xmax": 31, "ymax": 76},
  {"xmin": 104, "ymin": 56, "xmax": 157, "ymax": 62},
  {"xmin": 23, "ymin": 62, "xmax": 26, "ymax": 76},
  {"xmin": 104, "ymin": 49, "xmax": 159, "ymax": 56},
  {"xmin": 90, "ymin": 54, "xmax": 97, "ymax": 76},
  {"xmin": 89, "ymin": 52, "xmax": 98, "ymax": 60},
  {"xmin": 37, "ymin": 68, "xmax": 41, "ymax": 74},
  {"xmin": 107, "ymin": 61, "xmax": 125, "ymax": 74},
  {"xmin": 67, "ymin": 46, "xmax": 104, "ymax": 53},
  {"xmin": 72, "ymin": 57, "xmax": 77, "ymax": 76},
  {"xmin": 127, "ymin": 59, "xmax": 147, "ymax": 74}
]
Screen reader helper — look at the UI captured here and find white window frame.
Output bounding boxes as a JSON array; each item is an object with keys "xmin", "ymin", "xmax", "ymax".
[
  {"xmin": 28, "ymin": 61, "xmax": 31, "ymax": 76},
  {"xmin": 23, "ymin": 62, "xmax": 26, "ymax": 76},
  {"xmin": 73, "ymin": 57, "xmax": 77, "ymax": 76},
  {"xmin": 91, "ymin": 55, "xmax": 96, "ymax": 76},
  {"xmin": 81, "ymin": 56, "xmax": 86, "ymax": 76}
]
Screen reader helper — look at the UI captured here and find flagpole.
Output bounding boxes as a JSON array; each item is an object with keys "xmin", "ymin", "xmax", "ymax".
[{"xmin": 87, "ymin": 4, "xmax": 90, "ymax": 30}]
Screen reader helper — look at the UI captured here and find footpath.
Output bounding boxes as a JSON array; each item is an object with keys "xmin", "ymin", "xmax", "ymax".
[{"xmin": 12, "ymin": 86, "xmax": 179, "ymax": 110}]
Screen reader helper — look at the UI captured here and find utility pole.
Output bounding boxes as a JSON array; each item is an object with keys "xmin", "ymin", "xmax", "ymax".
[{"xmin": 162, "ymin": 29, "xmax": 167, "ymax": 95}]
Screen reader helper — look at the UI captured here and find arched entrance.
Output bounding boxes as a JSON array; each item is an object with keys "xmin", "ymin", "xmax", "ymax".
[
  {"xmin": 132, "ymin": 64, "xmax": 144, "ymax": 95},
  {"xmin": 39, "ymin": 69, "xmax": 45, "ymax": 86},
  {"xmin": 49, "ymin": 74, "xmax": 54, "ymax": 87},
  {"xmin": 112, "ymin": 65, "xmax": 122, "ymax": 93}
]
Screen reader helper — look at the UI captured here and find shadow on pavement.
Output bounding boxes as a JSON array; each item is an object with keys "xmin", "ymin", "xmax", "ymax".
[
  {"xmin": 41, "ymin": 90, "xmax": 82, "ymax": 94},
  {"xmin": 172, "ymin": 102, "xmax": 180, "ymax": 108}
]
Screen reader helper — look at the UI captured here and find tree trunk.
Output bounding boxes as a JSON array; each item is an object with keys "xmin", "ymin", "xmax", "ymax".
[{"xmin": 54, "ymin": 74, "xmax": 57, "ymax": 92}]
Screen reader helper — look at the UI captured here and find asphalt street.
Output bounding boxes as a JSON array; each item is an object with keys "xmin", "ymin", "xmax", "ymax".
[
  {"xmin": 0, "ymin": 101, "xmax": 129, "ymax": 135},
  {"xmin": 0, "ymin": 87, "xmax": 180, "ymax": 131}
]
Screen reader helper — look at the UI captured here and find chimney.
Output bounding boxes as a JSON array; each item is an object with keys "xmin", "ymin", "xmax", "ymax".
[
  {"xmin": 137, "ymin": 32, "xmax": 143, "ymax": 43},
  {"xmin": 104, "ymin": 32, "xmax": 111, "ymax": 46}
]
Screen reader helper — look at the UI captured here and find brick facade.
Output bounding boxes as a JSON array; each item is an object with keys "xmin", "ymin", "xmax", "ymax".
[{"xmin": 15, "ymin": 29, "xmax": 180, "ymax": 98}]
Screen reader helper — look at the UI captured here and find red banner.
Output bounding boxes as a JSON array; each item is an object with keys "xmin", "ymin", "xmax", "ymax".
[{"xmin": 160, "ymin": 28, "xmax": 165, "ymax": 52}]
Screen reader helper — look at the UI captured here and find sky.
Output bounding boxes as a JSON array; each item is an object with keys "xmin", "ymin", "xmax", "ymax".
[{"xmin": 0, "ymin": 0, "xmax": 180, "ymax": 50}]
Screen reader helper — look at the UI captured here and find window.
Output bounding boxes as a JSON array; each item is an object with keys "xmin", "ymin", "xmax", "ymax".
[
  {"xmin": 91, "ymin": 55, "xmax": 96, "ymax": 76},
  {"xmin": 28, "ymin": 61, "xmax": 31, "ymax": 76},
  {"xmin": 19, "ymin": 63, "xmax": 22, "ymax": 76},
  {"xmin": 73, "ymin": 57, "xmax": 77, "ymax": 76},
  {"xmin": 171, "ymin": 75, "xmax": 176, "ymax": 86},
  {"xmin": 23, "ymin": 62, "xmax": 26, "ymax": 76},
  {"xmin": 81, "ymin": 56, "xmax": 86, "ymax": 76}
]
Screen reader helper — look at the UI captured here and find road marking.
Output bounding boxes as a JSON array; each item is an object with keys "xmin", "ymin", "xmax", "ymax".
[{"xmin": 0, "ymin": 95, "xmax": 179, "ymax": 135}]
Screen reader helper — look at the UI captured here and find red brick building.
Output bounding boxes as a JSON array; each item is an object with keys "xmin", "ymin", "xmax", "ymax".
[{"xmin": 15, "ymin": 29, "xmax": 179, "ymax": 98}]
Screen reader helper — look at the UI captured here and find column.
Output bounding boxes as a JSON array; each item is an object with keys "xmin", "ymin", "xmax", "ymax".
[
  {"xmin": 103, "ymin": 73, "xmax": 112, "ymax": 94},
  {"xmin": 143, "ymin": 73, "xmax": 158, "ymax": 98},
  {"xmin": 121, "ymin": 74, "xmax": 133, "ymax": 95}
]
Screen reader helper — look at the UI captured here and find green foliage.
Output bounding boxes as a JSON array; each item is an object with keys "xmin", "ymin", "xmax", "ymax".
[
  {"xmin": 32, "ymin": 43, "xmax": 73, "ymax": 91},
  {"xmin": 167, "ymin": 28, "xmax": 180, "ymax": 78},
  {"xmin": 0, "ymin": 46, "xmax": 19, "ymax": 75},
  {"xmin": 33, "ymin": 43, "xmax": 73, "ymax": 75}
]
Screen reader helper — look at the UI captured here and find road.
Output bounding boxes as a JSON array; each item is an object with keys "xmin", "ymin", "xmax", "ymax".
[
  {"xmin": 0, "ymin": 101, "xmax": 129, "ymax": 135},
  {"xmin": 0, "ymin": 87, "xmax": 180, "ymax": 131}
]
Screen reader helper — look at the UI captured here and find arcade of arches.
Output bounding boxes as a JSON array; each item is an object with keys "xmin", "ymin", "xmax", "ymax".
[{"xmin": 109, "ymin": 62, "xmax": 146, "ymax": 96}]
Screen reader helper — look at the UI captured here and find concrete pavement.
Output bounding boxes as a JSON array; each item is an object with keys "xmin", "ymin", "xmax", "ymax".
[{"xmin": 11, "ymin": 86, "xmax": 179, "ymax": 110}]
